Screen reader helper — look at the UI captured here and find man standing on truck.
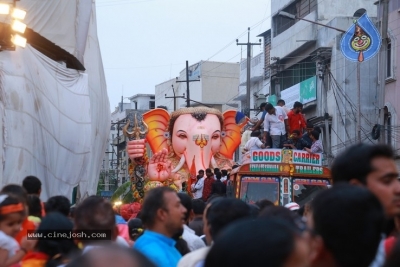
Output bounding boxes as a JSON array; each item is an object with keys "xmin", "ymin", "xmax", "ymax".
[{"xmin": 263, "ymin": 103, "xmax": 289, "ymax": 148}]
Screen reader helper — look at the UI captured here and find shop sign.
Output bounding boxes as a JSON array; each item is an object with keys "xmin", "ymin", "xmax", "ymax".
[
  {"xmin": 292, "ymin": 151, "xmax": 321, "ymax": 166},
  {"xmin": 249, "ymin": 164, "xmax": 280, "ymax": 172},
  {"xmin": 251, "ymin": 149, "xmax": 322, "ymax": 167},
  {"xmin": 251, "ymin": 149, "xmax": 282, "ymax": 163}
]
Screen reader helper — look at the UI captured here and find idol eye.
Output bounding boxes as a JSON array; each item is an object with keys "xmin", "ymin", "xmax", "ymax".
[
  {"xmin": 178, "ymin": 133, "xmax": 187, "ymax": 139},
  {"xmin": 212, "ymin": 134, "xmax": 220, "ymax": 140}
]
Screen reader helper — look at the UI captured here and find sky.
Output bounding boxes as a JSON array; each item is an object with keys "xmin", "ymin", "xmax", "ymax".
[{"xmin": 95, "ymin": 0, "xmax": 271, "ymax": 111}]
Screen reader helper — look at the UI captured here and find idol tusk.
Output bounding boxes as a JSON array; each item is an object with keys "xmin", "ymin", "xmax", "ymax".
[
  {"xmin": 211, "ymin": 156, "xmax": 218, "ymax": 169},
  {"xmin": 171, "ymin": 154, "xmax": 186, "ymax": 173}
]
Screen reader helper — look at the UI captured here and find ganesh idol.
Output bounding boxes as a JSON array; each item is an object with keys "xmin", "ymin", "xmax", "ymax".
[{"xmin": 127, "ymin": 106, "xmax": 248, "ymax": 193}]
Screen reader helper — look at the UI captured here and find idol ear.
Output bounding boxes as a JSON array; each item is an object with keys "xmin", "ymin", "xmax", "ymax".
[
  {"xmin": 143, "ymin": 108, "xmax": 170, "ymax": 153},
  {"xmin": 220, "ymin": 110, "xmax": 249, "ymax": 159}
]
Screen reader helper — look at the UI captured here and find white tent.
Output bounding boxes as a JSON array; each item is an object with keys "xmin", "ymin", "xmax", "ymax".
[{"xmin": 0, "ymin": 0, "xmax": 110, "ymax": 200}]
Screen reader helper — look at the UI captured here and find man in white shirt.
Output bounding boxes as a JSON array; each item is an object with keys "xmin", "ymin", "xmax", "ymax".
[
  {"xmin": 244, "ymin": 131, "xmax": 266, "ymax": 151},
  {"xmin": 277, "ymin": 99, "xmax": 291, "ymax": 115},
  {"xmin": 263, "ymin": 103, "xmax": 289, "ymax": 148},
  {"xmin": 191, "ymin": 170, "xmax": 205, "ymax": 199},
  {"xmin": 220, "ymin": 170, "xmax": 228, "ymax": 183}
]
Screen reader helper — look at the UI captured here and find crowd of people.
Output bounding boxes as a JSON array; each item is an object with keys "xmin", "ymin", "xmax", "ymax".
[
  {"xmin": 242, "ymin": 99, "xmax": 323, "ymax": 157},
  {"xmin": 0, "ymin": 143, "xmax": 399, "ymax": 267}
]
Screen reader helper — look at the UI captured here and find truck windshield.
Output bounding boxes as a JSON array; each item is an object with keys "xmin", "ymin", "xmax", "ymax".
[
  {"xmin": 292, "ymin": 178, "xmax": 331, "ymax": 207},
  {"xmin": 239, "ymin": 176, "xmax": 279, "ymax": 205}
]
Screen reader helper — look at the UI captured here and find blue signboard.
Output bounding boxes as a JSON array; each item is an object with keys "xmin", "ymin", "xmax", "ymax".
[{"xmin": 340, "ymin": 13, "xmax": 381, "ymax": 62}]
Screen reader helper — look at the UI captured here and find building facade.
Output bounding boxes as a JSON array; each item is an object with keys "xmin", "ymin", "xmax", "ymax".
[
  {"xmin": 270, "ymin": 0, "xmax": 379, "ymax": 164},
  {"xmin": 155, "ymin": 61, "xmax": 240, "ymax": 112},
  {"xmin": 377, "ymin": 0, "xmax": 400, "ymax": 164}
]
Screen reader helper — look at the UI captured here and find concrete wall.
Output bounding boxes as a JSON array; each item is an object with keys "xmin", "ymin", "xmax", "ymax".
[
  {"xmin": 383, "ymin": 5, "xmax": 400, "ymax": 150},
  {"xmin": 176, "ymin": 63, "xmax": 203, "ymax": 109},
  {"xmin": 271, "ymin": 0, "xmax": 294, "ymax": 15},
  {"xmin": 156, "ymin": 61, "xmax": 239, "ymax": 110},
  {"xmin": 201, "ymin": 61, "xmax": 239, "ymax": 104},
  {"xmin": 317, "ymin": 0, "xmax": 377, "ymax": 24},
  {"xmin": 155, "ymin": 78, "xmax": 177, "ymax": 111},
  {"xmin": 271, "ymin": 0, "xmax": 377, "ymax": 19},
  {"xmin": 271, "ymin": 11, "xmax": 317, "ymax": 60},
  {"xmin": 329, "ymin": 36, "xmax": 378, "ymax": 156},
  {"xmin": 240, "ymin": 52, "xmax": 264, "ymax": 85},
  {"xmin": 271, "ymin": 0, "xmax": 377, "ymax": 60},
  {"xmin": 131, "ymin": 95, "xmax": 153, "ymax": 110}
]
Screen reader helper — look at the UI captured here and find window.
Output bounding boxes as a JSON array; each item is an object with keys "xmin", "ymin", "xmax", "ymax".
[
  {"xmin": 264, "ymin": 42, "xmax": 271, "ymax": 79},
  {"xmin": 150, "ymin": 96, "xmax": 155, "ymax": 99},
  {"xmin": 272, "ymin": 57, "xmax": 316, "ymax": 92},
  {"xmin": 387, "ymin": 39, "xmax": 392, "ymax": 78},
  {"xmin": 273, "ymin": 0, "xmax": 317, "ymax": 37},
  {"xmin": 149, "ymin": 101, "xmax": 155, "ymax": 109}
]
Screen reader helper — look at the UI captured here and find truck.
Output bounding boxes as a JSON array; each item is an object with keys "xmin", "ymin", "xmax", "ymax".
[{"xmin": 231, "ymin": 149, "xmax": 331, "ymax": 207}]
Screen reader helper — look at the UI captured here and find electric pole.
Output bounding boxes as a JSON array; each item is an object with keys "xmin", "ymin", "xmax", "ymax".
[
  {"xmin": 378, "ymin": 0, "xmax": 389, "ymax": 144},
  {"xmin": 237, "ymin": 27, "xmax": 262, "ymax": 117},
  {"xmin": 165, "ymin": 85, "xmax": 185, "ymax": 111},
  {"xmin": 176, "ymin": 61, "xmax": 200, "ymax": 107}
]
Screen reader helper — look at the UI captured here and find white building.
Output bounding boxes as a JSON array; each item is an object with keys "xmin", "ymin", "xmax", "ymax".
[
  {"xmin": 156, "ymin": 61, "xmax": 240, "ymax": 112},
  {"xmin": 270, "ymin": 0, "xmax": 378, "ymax": 164}
]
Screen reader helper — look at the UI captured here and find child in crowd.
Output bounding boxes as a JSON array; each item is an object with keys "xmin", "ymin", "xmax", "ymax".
[
  {"xmin": 1, "ymin": 185, "xmax": 37, "ymax": 247},
  {"xmin": 27, "ymin": 195, "xmax": 42, "ymax": 227},
  {"xmin": 21, "ymin": 212, "xmax": 79, "ymax": 267},
  {"xmin": 127, "ymin": 218, "xmax": 143, "ymax": 242},
  {"xmin": 0, "ymin": 194, "xmax": 34, "ymax": 266}
]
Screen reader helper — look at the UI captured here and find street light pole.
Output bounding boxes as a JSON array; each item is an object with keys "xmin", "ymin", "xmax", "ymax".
[
  {"xmin": 237, "ymin": 28, "xmax": 262, "ymax": 117},
  {"xmin": 357, "ymin": 62, "xmax": 361, "ymax": 143},
  {"xmin": 165, "ymin": 88, "xmax": 185, "ymax": 111},
  {"xmin": 278, "ymin": 11, "xmax": 346, "ymax": 33},
  {"xmin": 378, "ymin": 0, "xmax": 389, "ymax": 144},
  {"xmin": 176, "ymin": 61, "xmax": 200, "ymax": 108}
]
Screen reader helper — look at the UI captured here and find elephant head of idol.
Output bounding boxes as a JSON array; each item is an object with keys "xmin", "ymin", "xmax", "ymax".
[{"xmin": 143, "ymin": 107, "xmax": 247, "ymax": 175}]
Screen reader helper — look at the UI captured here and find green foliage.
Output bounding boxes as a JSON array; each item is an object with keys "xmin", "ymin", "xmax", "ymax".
[
  {"xmin": 111, "ymin": 181, "xmax": 133, "ymax": 203},
  {"xmin": 97, "ymin": 171, "xmax": 105, "ymax": 196}
]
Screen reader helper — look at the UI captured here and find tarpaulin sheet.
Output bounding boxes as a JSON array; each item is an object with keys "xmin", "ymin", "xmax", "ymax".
[{"xmin": 0, "ymin": 0, "xmax": 110, "ymax": 201}]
